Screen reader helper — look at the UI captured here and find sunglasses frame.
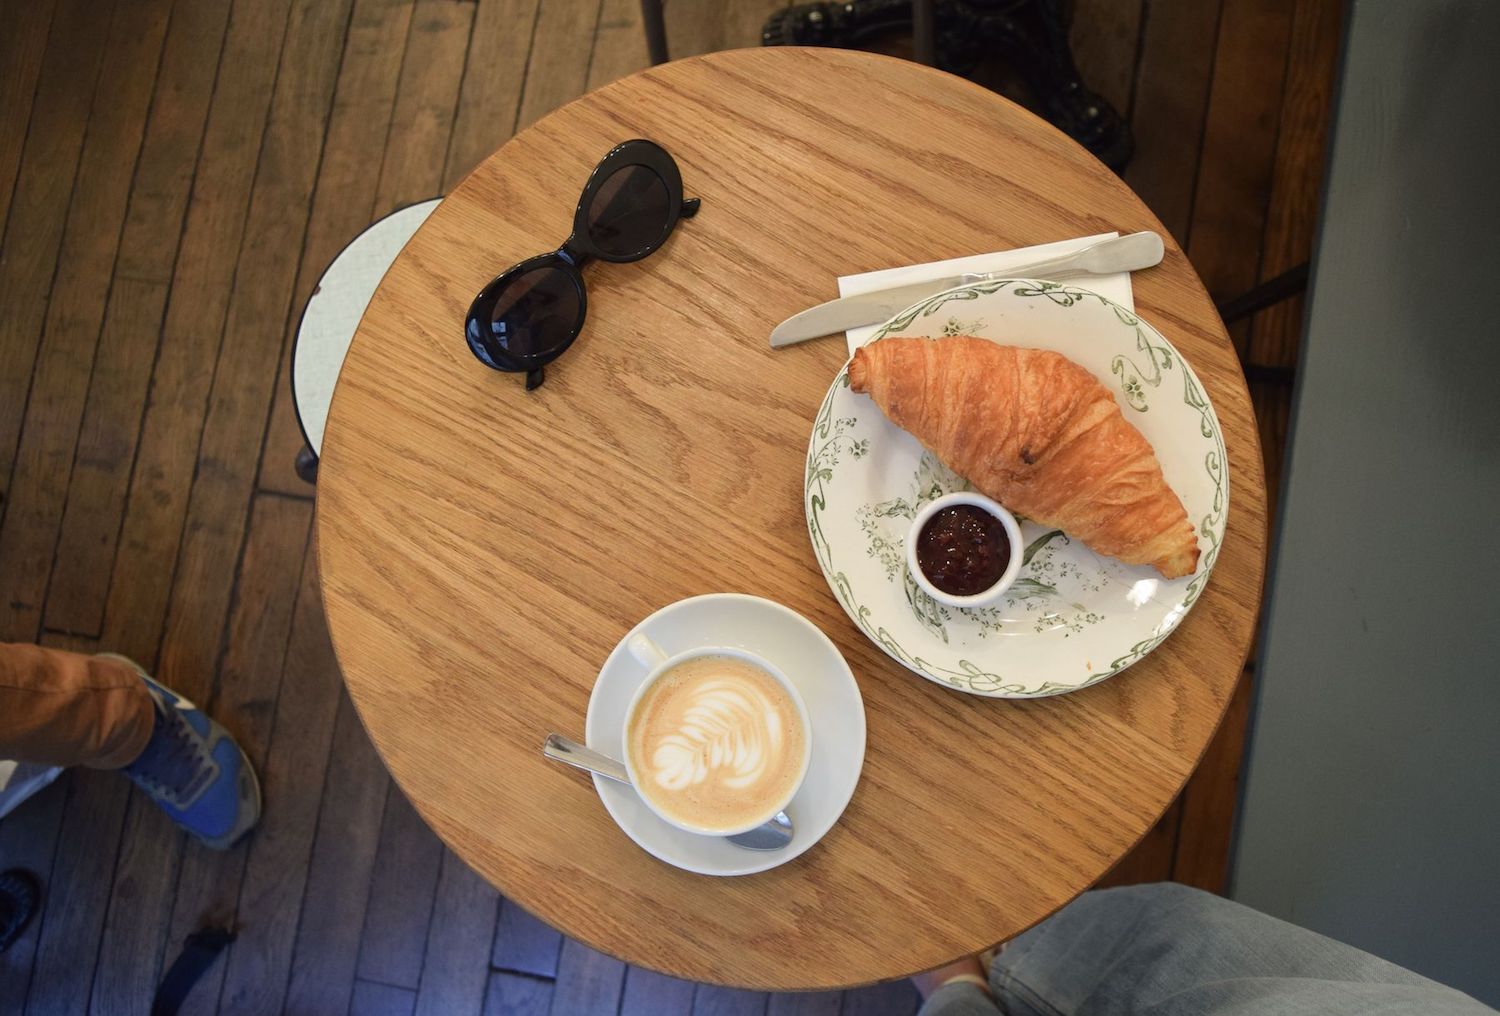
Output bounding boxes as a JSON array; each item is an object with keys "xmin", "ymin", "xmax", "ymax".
[{"xmin": 465, "ymin": 139, "xmax": 701, "ymax": 389}]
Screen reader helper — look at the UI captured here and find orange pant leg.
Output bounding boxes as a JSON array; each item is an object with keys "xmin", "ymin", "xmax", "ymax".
[{"xmin": 0, "ymin": 643, "xmax": 155, "ymax": 769}]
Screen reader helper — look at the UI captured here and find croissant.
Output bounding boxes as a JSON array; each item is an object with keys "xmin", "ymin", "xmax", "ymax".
[{"xmin": 849, "ymin": 337, "xmax": 1200, "ymax": 579}]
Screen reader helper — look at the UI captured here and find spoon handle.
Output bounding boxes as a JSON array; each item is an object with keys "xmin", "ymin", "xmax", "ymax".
[{"xmin": 543, "ymin": 733, "xmax": 631, "ymax": 785}]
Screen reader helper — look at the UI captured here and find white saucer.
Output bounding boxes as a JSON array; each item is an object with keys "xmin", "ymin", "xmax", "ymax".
[{"xmin": 584, "ymin": 594, "xmax": 866, "ymax": 876}]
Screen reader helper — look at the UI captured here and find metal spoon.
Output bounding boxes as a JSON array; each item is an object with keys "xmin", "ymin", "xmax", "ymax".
[{"xmin": 543, "ymin": 733, "xmax": 795, "ymax": 850}]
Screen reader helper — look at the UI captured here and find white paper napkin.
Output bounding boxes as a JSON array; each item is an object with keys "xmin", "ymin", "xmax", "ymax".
[{"xmin": 838, "ymin": 232, "xmax": 1133, "ymax": 356}]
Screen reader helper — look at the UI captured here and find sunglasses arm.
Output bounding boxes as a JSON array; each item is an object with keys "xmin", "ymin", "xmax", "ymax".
[{"xmin": 681, "ymin": 197, "xmax": 702, "ymax": 219}]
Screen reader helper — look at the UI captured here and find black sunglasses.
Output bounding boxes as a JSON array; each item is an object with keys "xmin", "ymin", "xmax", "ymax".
[{"xmin": 464, "ymin": 139, "xmax": 700, "ymax": 389}]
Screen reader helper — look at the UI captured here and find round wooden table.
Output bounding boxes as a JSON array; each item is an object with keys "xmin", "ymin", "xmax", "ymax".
[{"xmin": 318, "ymin": 47, "xmax": 1267, "ymax": 990}]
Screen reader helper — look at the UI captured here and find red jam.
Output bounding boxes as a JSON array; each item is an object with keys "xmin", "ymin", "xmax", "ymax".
[{"xmin": 915, "ymin": 505, "xmax": 1011, "ymax": 597}]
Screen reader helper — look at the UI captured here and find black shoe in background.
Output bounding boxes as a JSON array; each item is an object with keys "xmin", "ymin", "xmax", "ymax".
[{"xmin": 0, "ymin": 868, "xmax": 41, "ymax": 954}]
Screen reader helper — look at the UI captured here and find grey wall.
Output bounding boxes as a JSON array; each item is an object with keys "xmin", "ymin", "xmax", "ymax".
[{"xmin": 1231, "ymin": 0, "xmax": 1500, "ymax": 1006}]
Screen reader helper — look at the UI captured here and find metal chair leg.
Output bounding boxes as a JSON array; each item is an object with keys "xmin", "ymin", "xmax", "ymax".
[
  {"xmin": 295, "ymin": 445, "xmax": 320, "ymax": 485},
  {"xmin": 912, "ymin": 0, "xmax": 937, "ymax": 65},
  {"xmin": 1217, "ymin": 262, "xmax": 1310, "ymax": 325},
  {"xmin": 640, "ymin": 0, "xmax": 669, "ymax": 65}
]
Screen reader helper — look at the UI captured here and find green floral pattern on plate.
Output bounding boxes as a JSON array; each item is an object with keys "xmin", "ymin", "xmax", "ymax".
[
  {"xmin": 851, "ymin": 448, "xmax": 1104, "ymax": 644},
  {"xmin": 804, "ymin": 281, "xmax": 1229, "ymax": 697}
]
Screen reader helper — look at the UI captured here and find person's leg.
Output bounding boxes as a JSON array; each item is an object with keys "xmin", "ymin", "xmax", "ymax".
[
  {"xmin": 989, "ymin": 883, "xmax": 1494, "ymax": 1016},
  {"xmin": 916, "ymin": 955, "xmax": 1003, "ymax": 1016},
  {"xmin": 0, "ymin": 643, "xmax": 261, "ymax": 850},
  {"xmin": 0, "ymin": 643, "xmax": 155, "ymax": 768}
]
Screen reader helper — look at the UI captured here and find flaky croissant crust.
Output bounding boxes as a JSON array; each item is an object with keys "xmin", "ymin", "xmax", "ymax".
[{"xmin": 849, "ymin": 337, "xmax": 1200, "ymax": 579}]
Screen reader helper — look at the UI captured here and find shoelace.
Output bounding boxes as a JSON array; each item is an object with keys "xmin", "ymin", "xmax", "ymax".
[{"xmin": 130, "ymin": 707, "xmax": 214, "ymax": 806}]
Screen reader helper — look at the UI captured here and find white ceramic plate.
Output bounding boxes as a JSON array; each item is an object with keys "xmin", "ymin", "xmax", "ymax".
[
  {"xmin": 804, "ymin": 279, "xmax": 1228, "ymax": 697},
  {"xmin": 584, "ymin": 594, "xmax": 865, "ymax": 875}
]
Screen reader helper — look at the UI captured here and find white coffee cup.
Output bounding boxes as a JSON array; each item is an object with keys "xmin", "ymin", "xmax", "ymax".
[{"xmin": 622, "ymin": 634, "xmax": 812, "ymax": 837}]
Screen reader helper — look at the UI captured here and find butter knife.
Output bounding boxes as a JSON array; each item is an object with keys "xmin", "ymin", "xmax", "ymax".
[{"xmin": 768, "ymin": 231, "xmax": 1164, "ymax": 348}]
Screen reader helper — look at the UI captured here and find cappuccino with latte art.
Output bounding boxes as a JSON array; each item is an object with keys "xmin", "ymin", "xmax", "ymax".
[{"xmin": 626, "ymin": 653, "xmax": 807, "ymax": 834}]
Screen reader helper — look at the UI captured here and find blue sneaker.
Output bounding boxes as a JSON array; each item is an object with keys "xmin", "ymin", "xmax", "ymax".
[{"xmin": 103, "ymin": 654, "xmax": 262, "ymax": 850}]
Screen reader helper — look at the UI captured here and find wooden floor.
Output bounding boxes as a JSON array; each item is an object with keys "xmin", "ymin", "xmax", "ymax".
[{"xmin": 0, "ymin": 0, "xmax": 1340, "ymax": 1013}]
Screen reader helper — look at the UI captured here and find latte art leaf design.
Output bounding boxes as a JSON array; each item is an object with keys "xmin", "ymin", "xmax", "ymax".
[{"xmin": 649, "ymin": 679, "xmax": 785, "ymax": 792}]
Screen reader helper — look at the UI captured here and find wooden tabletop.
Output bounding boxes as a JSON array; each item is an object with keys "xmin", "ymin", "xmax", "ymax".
[{"xmin": 317, "ymin": 47, "xmax": 1267, "ymax": 991}]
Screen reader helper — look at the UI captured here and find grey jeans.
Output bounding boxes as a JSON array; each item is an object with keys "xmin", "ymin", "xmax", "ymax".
[{"xmin": 920, "ymin": 883, "xmax": 1494, "ymax": 1016}]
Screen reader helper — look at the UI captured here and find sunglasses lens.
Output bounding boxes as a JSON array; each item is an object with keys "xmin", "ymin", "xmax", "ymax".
[
  {"xmin": 585, "ymin": 164, "xmax": 670, "ymax": 258},
  {"xmin": 467, "ymin": 264, "xmax": 582, "ymax": 369}
]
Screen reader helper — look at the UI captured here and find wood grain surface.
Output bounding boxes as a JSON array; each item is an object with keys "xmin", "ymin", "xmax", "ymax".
[{"xmin": 317, "ymin": 47, "xmax": 1268, "ymax": 990}]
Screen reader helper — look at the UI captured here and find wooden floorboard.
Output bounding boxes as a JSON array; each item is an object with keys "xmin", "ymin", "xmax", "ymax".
[
  {"xmin": 492, "ymin": 899, "xmax": 565, "ymax": 977},
  {"xmin": 514, "ymin": 0, "xmax": 603, "ymax": 132},
  {"xmin": 485, "ymin": 972, "xmax": 555, "ymax": 1016},
  {"xmin": 586, "ymin": 0, "xmax": 650, "ymax": 92},
  {"xmin": 0, "ymin": 1, "xmax": 1343, "ymax": 1011},
  {"xmin": 619, "ymin": 967, "xmax": 697, "ymax": 1015},
  {"xmin": 95, "ymin": 4, "xmax": 350, "ymax": 1009},
  {"xmin": 0, "ymin": 0, "xmax": 171, "ymax": 660},
  {"xmin": 693, "ymin": 985, "xmax": 770, "ymax": 1016},
  {"xmin": 766, "ymin": 990, "xmax": 844, "ymax": 1016},
  {"xmin": 1249, "ymin": 0, "xmax": 1344, "ymax": 370},
  {"xmin": 215, "ymin": 540, "xmax": 351, "ymax": 1015},
  {"xmin": 86, "ymin": 795, "xmax": 192, "ymax": 1015},
  {"xmin": 412, "ymin": 852, "xmax": 503, "ymax": 1016},
  {"xmin": 0, "ymin": 778, "xmax": 66, "ymax": 1013},
  {"xmin": 281, "ymin": 690, "xmax": 391, "ymax": 1016},
  {"xmin": 0, "ymin": 0, "xmax": 113, "ymax": 562},
  {"xmin": 1122, "ymin": 0, "xmax": 1224, "ymax": 243},
  {"xmin": 445, "ymin": 0, "xmax": 540, "ymax": 188},
  {"xmin": 352, "ymin": 979, "xmax": 419, "ymax": 1016},
  {"xmin": 0, "ymin": 0, "xmax": 57, "ymax": 243},
  {"xmin": 371, "ymin": 0, "xmax": 473, "ymax": 214},
  {"xmin": 45, "ymin": 0, "xmax": 239, "ymax": 635},
  {"xmin": 256, "ymin": 0, "xmax": 418, "ymax": 498},
  {"xmin": 22, "ymin": 759, "xmax": 130, "ymax": 1015},
  {"xmin": 356, "ymin": 788, "xmax": 446, "ymax": 990},
  {"xmin": 547, "ymin": 938, "xmax": 626, "ymax": 1016},
  {"xmin": 8, "ymin": 632, "xmax": 100, "ymax": 1016},
  {"xmin": 1186, "ymin": 0, "xmax": 1297, "ymax": 352},
  {"xmin": 1, "ymin": 3, "xmax": 169, "ymax": 1010},
  {"xmin": 265, "ymin": 0, "xmax": 467, "ymax": 505},
  {"xmin": 842, "ymin": 981, "xmax": 921, "ymax": 1016},
  {"xmin": 1173, "ymin": 667, "xmax": 1256, "ymax": 891},
  {"xmin": 95, "ymin": 0, "xmax": 295, "ymax": 672},
  {"xmin": 162, "ymin": 494, "xmax": 313, "ymax": 1016},
  {"xmin": 664, "ymin": 0, "xmax": 787, "ymax": 59},
  {"xmin": 154, "ymin": 0, "xmax": 352, "ymax": 698},
  {"xmin": 1252, "ymin": 379, "xmax": 1294, "ymax": 524}
]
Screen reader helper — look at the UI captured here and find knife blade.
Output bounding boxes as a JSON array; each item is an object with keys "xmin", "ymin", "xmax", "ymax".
[
  {"xmin": 768, "ymin": 275, "xmax": 976, "ymax": 348},
  {"xmin": 768, "ymin": 230, "xmax": 1165, "ymax": 348}
]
